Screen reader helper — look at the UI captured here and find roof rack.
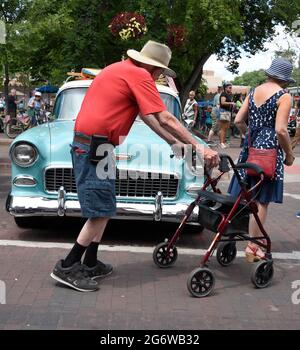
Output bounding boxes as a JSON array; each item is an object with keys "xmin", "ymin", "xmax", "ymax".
[
  {"xmin": 66, "ymin": 68, "xmax": 102, "ymax": 82},
  {"xmin": 65, "ymin": 68, "xmax": 178, "ymax": 94}
]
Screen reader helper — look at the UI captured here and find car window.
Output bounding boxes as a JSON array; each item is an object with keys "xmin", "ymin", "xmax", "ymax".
[
  {"xmin": 53, "ymin": 87, "xmax": 181, "ymax": 120},
  {"xmin": 53, "ymin": 87, "xmax": 88, "ymax": 120},
  {"xmin": 160, "ymin": 92, "xmax": 181, "ymax": 120}
]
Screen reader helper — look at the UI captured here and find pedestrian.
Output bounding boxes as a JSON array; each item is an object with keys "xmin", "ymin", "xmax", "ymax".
[
  {"xmin": 205, "ymin": 105, "xmax": 213, "ymax": 134},
  {"xmin": 228, "ymin": 57, "xmax": 295, "ymax": 261},
  {"xmin": 232, "ymin": 93, "xmax": 242, "ymax": 140},
  {"xmin": 6, "ymin": 89, "xmax": 19, "ymax": 119},
  {"xmin": 50, "ymin": 40, "xmax": 220, "ymax": 292},
  {"xmin": 207, "ymin": 86, "xmax": 222, "ymax": 145},
  {"xmin": 182, "ymin": 90, "xmax": 198, "ymax": 130},
  {"xmin": 219, "ymin": 83, "xmax": 235, "ymax": 149},
  {"xmin": 291, "ymin": 98, "xmax": 300, "ymax": 149},
  {"xmin": 0, "ymin": 95, "xmax": 5, "ymax": 114},
  {"xmin": 27, "ymin": 91, "xmax": 45, "ymax": 125}
]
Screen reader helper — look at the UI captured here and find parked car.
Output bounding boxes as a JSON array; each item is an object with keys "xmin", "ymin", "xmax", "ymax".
[{"xmin": 6, "ymin": 78, "xmax": 207, "ymax": 228}]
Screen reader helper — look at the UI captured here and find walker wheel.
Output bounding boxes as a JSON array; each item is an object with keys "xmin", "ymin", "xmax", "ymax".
[
  {"xmin": 187, "ymin": 267, "xmax": 215, "ymax": 298},
  {"xmin": 251, "ymin": 260, "xmax": 274, "ymax": 288},
  {"xmin": 153, "ymin": 242, "xmax": 178, "ymax": 268},
  {"xmin": 216, "ymin": 242, "xmax": 237, "ymax": 267}
]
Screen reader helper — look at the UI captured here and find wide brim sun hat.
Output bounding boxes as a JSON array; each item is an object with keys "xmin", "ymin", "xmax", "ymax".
[
  {"xmin": 127, "ymin": 40, "xmax": 176, "ymax": 78},
  {"xmin": 265, "ymin": 57, "xmax": 296, "ymax": 84}
]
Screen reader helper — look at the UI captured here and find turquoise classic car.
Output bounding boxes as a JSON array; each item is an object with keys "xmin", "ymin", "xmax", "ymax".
[{"xmin": 6, "ymin": 79, "xmax": 206, "ymax": 228}]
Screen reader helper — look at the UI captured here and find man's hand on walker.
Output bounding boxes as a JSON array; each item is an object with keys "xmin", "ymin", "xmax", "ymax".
[{"xmin": 197, "ymin": 145, "xmax": 220, "ymax": 168}]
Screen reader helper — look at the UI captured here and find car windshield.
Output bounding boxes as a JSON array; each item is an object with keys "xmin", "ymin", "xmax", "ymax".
[
  {"xmin": 53, "ymin": 87, "xmax": 88, "ymax": 120},
  {"xmin": 53, "ymin": 87, "xmax": 181, "ymax": 120}
]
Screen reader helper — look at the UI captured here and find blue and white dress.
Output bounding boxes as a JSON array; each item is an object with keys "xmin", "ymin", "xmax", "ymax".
[{"xmin": 228, "ymin": 88, "xmax": 288, "ymax": 204}]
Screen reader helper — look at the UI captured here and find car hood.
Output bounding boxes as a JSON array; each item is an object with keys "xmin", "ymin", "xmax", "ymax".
[{"xmin": 48, "ymin": 119, "xmax": 204, "ymax": 176}]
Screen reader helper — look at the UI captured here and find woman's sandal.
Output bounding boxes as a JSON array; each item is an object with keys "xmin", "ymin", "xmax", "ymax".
[{"xmin": 245, "ymin": 243, "xmax": 265, "ymax": 262}]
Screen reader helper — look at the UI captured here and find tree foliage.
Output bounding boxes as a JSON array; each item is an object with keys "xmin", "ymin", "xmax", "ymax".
[
  {"xmin": 232, "ymin": 70, "xmax": 267, "ymax": 87},
  {"xmin": 2, "ymin": 0, "xmax": 300, "ymax": 102},
  {"xmin": 232, "ymin": 47, "xmax": 300, "ymax": 88},
  {"xmin": 0, "ymin": 0, "xmax": 29, "ymax": 100}
]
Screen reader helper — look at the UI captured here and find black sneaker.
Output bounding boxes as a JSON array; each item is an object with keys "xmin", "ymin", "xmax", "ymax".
[
  {"xmin": 50, "ymin": 260, "xmax": 99, "ymax": 292},
  {"xmin": 82, "ymin": 260, "xmax": 113, "ymax": 279}
]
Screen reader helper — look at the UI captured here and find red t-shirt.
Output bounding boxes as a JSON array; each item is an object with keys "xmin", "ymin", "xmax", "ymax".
[{"xmin": 74, "ymin": 59, "xmax": 166, "ymax": 145}]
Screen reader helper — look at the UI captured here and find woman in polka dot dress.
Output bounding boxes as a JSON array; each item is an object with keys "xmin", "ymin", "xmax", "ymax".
[{"xmin": 228, "ymin": 58, "xmax": 295, "ymax": 262}]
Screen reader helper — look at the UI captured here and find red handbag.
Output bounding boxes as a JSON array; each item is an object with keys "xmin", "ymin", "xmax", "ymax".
[{"xmin": 246, "ymin": 131, "xmax": 277, "ymax": 179}]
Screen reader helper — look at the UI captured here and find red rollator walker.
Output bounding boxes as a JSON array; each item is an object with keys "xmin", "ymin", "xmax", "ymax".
[{"xmin": 153, "ymin": 154, "xmax": 274, "ymax": 297}]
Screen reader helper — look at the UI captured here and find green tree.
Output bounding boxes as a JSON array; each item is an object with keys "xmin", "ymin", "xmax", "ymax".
[
  {"xmin": 0, "ymin": 0, "xmax": 28, "ymax": 102},
  {"xmin": 9, "ymin": 0, "xmax": 300, "ymax": 103},
  {"xmin": 232, "ymin": 70, "xmax": 267, "ymax": 87}
]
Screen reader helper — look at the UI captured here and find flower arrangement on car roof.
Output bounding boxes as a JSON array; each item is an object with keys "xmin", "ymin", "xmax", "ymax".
[{"xmin": 109, "ymin": 12, "xmax": 147, "ymax": 41}]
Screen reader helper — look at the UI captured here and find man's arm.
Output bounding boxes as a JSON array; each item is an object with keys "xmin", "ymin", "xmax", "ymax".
[
  {"xmin": 140, "ymin": 114, "xmax": 177, "ymax": 145},
  {"xmin": 220, "ymin": 96, "xmax": 235, "ymax": 109},
  {"xmin": 146, "ymin": 110, "xmax": 219, "ymax": 167}
]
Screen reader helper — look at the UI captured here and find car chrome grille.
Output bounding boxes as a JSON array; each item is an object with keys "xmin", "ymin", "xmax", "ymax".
[{"xmin": 45, "ymin": 168, "xmax": 179, "ymax": 198}]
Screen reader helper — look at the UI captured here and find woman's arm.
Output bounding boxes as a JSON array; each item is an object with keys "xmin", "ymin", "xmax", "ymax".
[
  {"xmin": 234, "ymin": 95, "xmax": 249, "ymax": 135},
  {"xmin": 275, "ymin": 93, "xmax": 294, "ymax": 165}
]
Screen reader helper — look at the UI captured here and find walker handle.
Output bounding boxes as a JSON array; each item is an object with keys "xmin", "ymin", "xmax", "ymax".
[
  {"xmin": 218, "ymin": 153, "xmax": 231, "ymax": 173},
  {"xmin": 234, "ymin": 162, "xmax": 264, "ymax": 176}
]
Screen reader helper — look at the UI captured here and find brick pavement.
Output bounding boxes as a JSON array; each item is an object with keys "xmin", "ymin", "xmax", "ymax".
[{"xmin": 0, "ymin": 245, "xmax": 300, "ymax": 330}]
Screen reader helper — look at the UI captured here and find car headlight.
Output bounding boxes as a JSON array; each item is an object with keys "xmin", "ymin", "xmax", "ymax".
[{"xmin": 10, "ymin": 143, "xmax": 38, "ymax": 167}]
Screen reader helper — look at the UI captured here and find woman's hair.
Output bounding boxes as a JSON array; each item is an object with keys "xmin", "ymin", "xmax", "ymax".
[{"xmin": 266, "ymin": 76, "xmax": 288, "ymax": 88}]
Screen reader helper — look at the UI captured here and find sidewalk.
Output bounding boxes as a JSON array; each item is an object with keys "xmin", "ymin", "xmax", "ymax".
[
  {"xmin": 0, "ymin": 244, "xmax": 300, "ymax": 330},
  {"xmin": 0, "ymin": 133, "xmax": 12, "ymax": 146},
  {"xmin": 0, "ymin": 134, "xmax": 12, "ymax": 175}
]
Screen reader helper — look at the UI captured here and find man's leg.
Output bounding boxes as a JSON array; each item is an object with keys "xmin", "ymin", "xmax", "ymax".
[
  {"xmin": 81, "ymin": 218, "xmax": 113, "ymax": 279},
  {"xmin": 51, "ymin": 141, "xmax": 115, "ymax": 292},
  {"xmin": 63, "ymin": 217, "xmax": 109, "ymax": 267}
]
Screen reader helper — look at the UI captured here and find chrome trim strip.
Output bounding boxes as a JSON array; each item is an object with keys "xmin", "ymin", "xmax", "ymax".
[
  {"xmin": 13, "ymin": 175, "xmax": 37, "ymax": 187},
  {"xmin": 7, "ymin": 195, "xmax": 199, "ymax": 224}
]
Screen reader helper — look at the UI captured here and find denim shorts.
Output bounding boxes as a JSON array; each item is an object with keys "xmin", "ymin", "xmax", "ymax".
[{"xmin": 71, "ymin": 141, "xmax": 116, "ymax": 218}]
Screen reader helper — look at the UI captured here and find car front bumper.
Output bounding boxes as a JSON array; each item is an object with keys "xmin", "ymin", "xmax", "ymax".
[{"xmin": 6, "ymin": 188, "xmax": 199, "ymax": 224}]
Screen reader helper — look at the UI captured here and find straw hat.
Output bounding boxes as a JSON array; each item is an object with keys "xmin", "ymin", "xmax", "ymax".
[
  {"xmin": 127, "ymin": 40, "xmax": 176, "ymax": 78},
  {"xmin": 265, "ymin": 58, "xmax": 296, "ymax": 84}
]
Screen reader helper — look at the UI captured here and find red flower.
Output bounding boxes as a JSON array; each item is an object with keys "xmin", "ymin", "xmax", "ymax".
[
  {"xmin": 167, "ymin": 25, "xmax": 186, "ymax": 48},
  {"xmin": 109, "ymin": 12, "xmax": 147, "ymax": 40}
]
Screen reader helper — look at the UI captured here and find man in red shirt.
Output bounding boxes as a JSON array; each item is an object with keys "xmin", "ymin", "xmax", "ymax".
[{"xmin": 51, "ymin": 40, "xmax": 219, "ymax": 292}]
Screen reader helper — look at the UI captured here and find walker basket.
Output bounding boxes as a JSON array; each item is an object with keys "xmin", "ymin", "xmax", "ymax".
[{"xmin": 198, "ymin": 199, "xmax": 250, "ymax": 235}]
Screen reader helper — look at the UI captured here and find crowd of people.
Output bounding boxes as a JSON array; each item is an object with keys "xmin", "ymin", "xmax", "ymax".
[
  {"xmin": 0, "ymin": 89, "xmax": 52, "ymax": 129},
  {"xmin": 183, "ymin": 84, "xmax": 246, "ymax": 148},
  {"xmin": 183, "ymin": 67, "xmax": 299, "ymax": 223}
]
